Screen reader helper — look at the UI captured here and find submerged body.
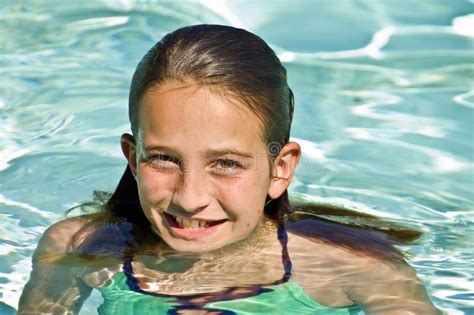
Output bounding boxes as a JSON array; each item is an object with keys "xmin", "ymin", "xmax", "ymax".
[{"xmin": 19, "ymin": 213, "xmax": 439, "ymax": 314}]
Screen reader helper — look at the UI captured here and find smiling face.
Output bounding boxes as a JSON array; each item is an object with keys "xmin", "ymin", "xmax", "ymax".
[{"xmin": 123, "ymin": 81, "xmax": 279, "ymax": 252}]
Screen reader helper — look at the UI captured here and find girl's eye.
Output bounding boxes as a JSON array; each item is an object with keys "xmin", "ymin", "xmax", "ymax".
[
  {"xmin": 147, "ymin": 154, "xmax": 180, "ymax": 172},
  {"xmin": 217, "ymin": 159, "xmax": 238, "ymax": 169},
  {"xmin": 212, "ymin": 159, "xmax": 243, "ymax": 176}
]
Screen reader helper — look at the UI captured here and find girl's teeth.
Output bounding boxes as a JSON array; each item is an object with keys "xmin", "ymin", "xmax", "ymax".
[
  {"xmin": 173, "ymin": 215, "xmax": 208, "ymax": 229},
  {"xmin": 182, "ymin": 218, "xmax": 191, "ymax": 228}
]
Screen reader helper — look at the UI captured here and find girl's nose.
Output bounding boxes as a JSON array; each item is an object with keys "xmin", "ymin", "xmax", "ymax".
[{"xmin": 172, "ymin": 165, "xmax": 211, "ymax": 213}]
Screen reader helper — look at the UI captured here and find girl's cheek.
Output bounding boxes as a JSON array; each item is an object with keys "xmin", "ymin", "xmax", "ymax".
[{"xmin": 138, "ymin": 170, "xmax": 177, "ymax": 202}]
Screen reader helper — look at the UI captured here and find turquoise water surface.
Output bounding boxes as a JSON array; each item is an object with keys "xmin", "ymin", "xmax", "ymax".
[{"xmin": 1, "ymin": 1, "xmax": 473, "ymax": 314}]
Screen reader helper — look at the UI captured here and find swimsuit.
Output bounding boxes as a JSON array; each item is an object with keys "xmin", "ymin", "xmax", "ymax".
[
  {"xmin": 96, "ymin": 227, "xmax": 360, "ymax": 314},
  {"xmin": 98, "ymin": 272, "xmax": 358, "ymax": 314}
]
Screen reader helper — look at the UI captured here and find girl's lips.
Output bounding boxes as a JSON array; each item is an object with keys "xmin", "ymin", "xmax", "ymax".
[{"xmin": 162, "ymin": 212, "xmax": 227, "ymax": 240}]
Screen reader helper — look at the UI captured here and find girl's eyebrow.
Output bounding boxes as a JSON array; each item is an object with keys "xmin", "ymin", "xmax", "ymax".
[
  {"xmin": 143, "ymin": 145, "xmax": 179, "ymax": 155},
  {"xmin": 205, "ymin": 149, "xmax": 254, "ymax": 159},
  {"xmin": 143, "ymin": 145, "xmax": 254, "ymax": 159}
]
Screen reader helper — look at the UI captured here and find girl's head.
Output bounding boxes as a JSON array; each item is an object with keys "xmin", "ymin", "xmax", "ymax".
[{"xmin": 114, "ymin": 24, "xmax": 300, "ymax": 252}]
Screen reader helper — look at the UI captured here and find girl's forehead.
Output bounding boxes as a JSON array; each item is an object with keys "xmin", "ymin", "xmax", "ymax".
[
  {"xmin": 137, "ymin": 81, "xmax": 267, "ymax": 153},
  {"xmin": 142, "ymin": 81, "xmax": 261, "ymax": 119}
]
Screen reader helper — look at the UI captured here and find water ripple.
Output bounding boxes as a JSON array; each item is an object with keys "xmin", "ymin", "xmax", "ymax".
[
  {"xmin": 1, "ymin": 1, "xmax": 473, "ymax": 313},
  {"xmin": 453, "ymin": 90, "xmax": 474, "ymax": 108}
]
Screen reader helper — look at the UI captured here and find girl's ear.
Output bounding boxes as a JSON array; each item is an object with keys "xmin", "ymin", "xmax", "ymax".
[
  {"xmin": 121, "ymin": 133, "xmax": 138, "ymax": 177},
  {"xmin": 267, "ymin": 142, "xmax": 301, "ymax": 199}
]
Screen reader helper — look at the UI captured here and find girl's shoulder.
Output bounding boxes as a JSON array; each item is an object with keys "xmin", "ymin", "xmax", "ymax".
[
  {"xmin": 286, "ymin": 222, "xmax": 440, "ymax": 313},
  {"xmin": 286, "ymin": 215, "xmax": 405, "ymax": 263},
  {"xmin": 287, "ymin": 226, "xmax": 405, "ymax": 272},
  {"xmin": 36, "ymin": 214, "xmax": 132, "ymax": 287},
  {"xmin": 36, "ymin": 213, "xmax": 135, "ymax": 261},
  {"xmin": 35, "ymin": 214, "xmax": 97, "ymax": 259},
  {"xmin": 285, "ymin": 216, "xmax": 410, "ymax": 288}
]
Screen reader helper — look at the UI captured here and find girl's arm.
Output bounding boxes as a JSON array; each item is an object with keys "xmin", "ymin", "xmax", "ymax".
[{"xmin": 18, "ymin": 217, "xmax": 93, "ymax": 314}]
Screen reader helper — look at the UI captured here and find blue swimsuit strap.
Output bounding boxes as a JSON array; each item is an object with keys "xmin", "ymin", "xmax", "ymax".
[{"xmin": 122, "ymin": 226, "xmax": 292, "ymax": 308}]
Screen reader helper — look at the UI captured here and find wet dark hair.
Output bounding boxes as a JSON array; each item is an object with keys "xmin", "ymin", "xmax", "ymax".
[{"xmin": 110, "ymin": 24, "xmax": 294, "ymax": 226}]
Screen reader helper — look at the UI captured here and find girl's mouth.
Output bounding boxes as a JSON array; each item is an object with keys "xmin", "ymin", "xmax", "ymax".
[{"xmin": 162, "ymin": 212, "xmax": 227, "ymax": 239}]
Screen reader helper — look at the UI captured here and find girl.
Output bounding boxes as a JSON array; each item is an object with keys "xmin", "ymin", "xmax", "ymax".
[{"xmin": 18, "ymin": 24, "xmax": 440, "ymax": 315}]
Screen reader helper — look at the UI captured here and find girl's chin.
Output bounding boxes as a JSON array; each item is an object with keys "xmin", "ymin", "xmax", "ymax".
[
  {"xmin": 151, "ymin": 224, "xmax": 230, "ymax": 252},
  {"xmin": 162, "ymin": 229, "xmax": 260, "ymax": 253},
  {"xmin": 164, "ymin": 237, "xmax": 229, "ymax": 253}
]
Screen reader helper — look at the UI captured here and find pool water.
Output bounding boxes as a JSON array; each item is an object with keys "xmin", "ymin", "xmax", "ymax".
[{"xmin": 1, "ymin": 0, "xmax": 473, "ymax": 314}]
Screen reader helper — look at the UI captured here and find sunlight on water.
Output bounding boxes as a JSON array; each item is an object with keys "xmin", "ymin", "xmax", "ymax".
[{"xmin": 1, "ymin": 0, "xmax": 473, "ymax": 314}]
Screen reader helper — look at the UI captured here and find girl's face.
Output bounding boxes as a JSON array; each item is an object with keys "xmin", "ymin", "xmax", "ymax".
[{"xmin": 125, "ymin": 81, "xmax": 281, "ymax": 252}]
